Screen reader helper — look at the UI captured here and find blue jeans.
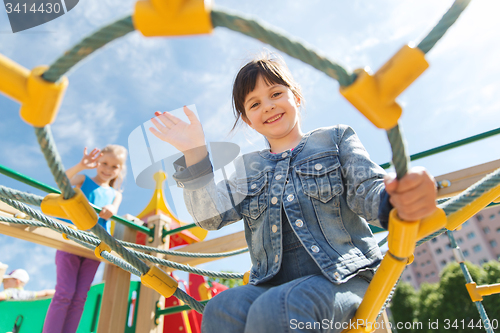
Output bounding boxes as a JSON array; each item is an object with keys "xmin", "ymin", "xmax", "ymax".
[{"xmin": 202, "ymin": 211, "xmax": 373, "ymax": 333}]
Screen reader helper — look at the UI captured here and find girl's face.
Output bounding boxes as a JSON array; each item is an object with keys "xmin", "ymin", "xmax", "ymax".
[
  {"xmin": 95, "ymin": 152, "xmax": 123, "ymax": 185},
  {"xmin": 242, "ymin": 75, "xmax": 301, "ymax": 144}
]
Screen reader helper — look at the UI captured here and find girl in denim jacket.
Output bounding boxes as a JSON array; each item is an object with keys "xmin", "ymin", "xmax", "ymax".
[{"xmin": 150, "ymin": 54, "xmax": 437, "ymax": 333}]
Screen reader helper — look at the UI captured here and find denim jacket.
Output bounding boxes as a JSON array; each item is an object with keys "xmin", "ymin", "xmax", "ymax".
[{"xmin": 173, "ymin": 125, "xmax": 387, "ymax": 285}]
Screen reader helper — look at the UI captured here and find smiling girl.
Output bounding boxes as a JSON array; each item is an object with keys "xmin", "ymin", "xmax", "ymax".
[
  {"xmin": 43, "ymin": 145, "xmax": 127, "ymax": 333},
  {"xmin": 150, "ymin": 54, "xmax": 436, "ymax": 332}
]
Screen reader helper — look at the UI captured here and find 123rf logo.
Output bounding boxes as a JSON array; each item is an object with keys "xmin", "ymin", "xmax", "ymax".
[{"xmin": 3, "ymin": 0, "xmax": 79, "ymax": 33}]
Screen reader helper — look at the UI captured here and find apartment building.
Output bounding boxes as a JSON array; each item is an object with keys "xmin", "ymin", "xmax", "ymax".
[{"xmin": 401, "ymin": 205, "xmax": 500, "ymax": 289}]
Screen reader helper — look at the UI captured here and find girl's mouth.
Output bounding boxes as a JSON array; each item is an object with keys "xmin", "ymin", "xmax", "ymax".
[{"xmin": 265, "ymin": 113, "xmax": 284, "ymax": 124}]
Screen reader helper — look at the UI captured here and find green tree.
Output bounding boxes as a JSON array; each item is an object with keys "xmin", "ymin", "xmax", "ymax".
[
  {"xmin": 391, "ymin": 261, "xmax": 500, "ymax": 333},
  {"xmin": 206, "ymin": 272, "xmax": 244, "ymax": 289},
  {"xmin": 391, "ymin": 282, "xmax": 418, "ymax": 333}
]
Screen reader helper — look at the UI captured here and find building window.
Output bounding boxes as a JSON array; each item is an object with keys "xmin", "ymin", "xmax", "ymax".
[
  {"xmin": 416, "ymin": 252, "xmax": 420, "ymax": 256},
  {"xmin": 421, "ymin": 262, "xmax": 425, "ymax": 267},
  {"xmin": 484, "ymin": 227, "xmax": 490, "ymax": 234},
  {"xmin": 423, "ymin": 249, "xmax": 427, "ymax": 254},
  {"xmin": 463, "ymin": 221, "xmax": 469, "ymax": 227},
  {"xmin": 406, "ymin": 276, "xmax": 411, "ymax": 281},
  {"xmin": 490, "ymin": 214, "xmax": 496, "ymax": 220},
  {"xmin": 425, "ymin": 274, "xmax": 429, "ymax": 278},
  {"xmin": 446, "ymin": 243, "xmax": 452, "ymax": 249},
  {"xmin": 497, "ymin": 227, "xmax": 500, "ymax": 233},
  {"xmin": 431, "ymin": 271, "xmax": 435, "ymax": 276},
  {"xmin": 436, "ymin": 248, "xmax": 442, "ymax": 254},
  {"xmin": 477, "ymin": 214, "xmax": 483, "ymax": 222},
  {"xmin": 463, "ymin": 250, "xmax": 469, "ymax": 257},
  {"xmin": 440, "ymin": 260, "xmax": 447, "ymax": 266},
  {"xmin": 467, "ymin": 232, "xmax": 476, "ymax": 239},
  {"xmin": 417, "ymin": 273, "xmax": 421, "ymax": 278},
  {"xmin": 427, "ymin": 260, "xmax": 431, "ymax": 265},
  {"xmin": 490, "ymin": 240, "xmax": 497, "ymax": 248},
  {"xmin": 457, "ymin": 237, "xmax": 464, "ymax": 244},
  {"xmin": 473, "ymin": 245, "xmax": 482, "ymax": 253},
  {"xmin": 431, "ymin": 238, "xmax": 437, "ymax": 243},
  {"xmin": 480, "ymin": 259, "xmax": 488, "ymax": 265}
]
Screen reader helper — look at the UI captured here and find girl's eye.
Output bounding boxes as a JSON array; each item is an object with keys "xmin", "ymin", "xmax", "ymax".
[
  {"xmin": 250, "ymin": 102, "xmax": 259, "ymax": 109},
  {"xmin": 272, "ymin": 92, "xmax": 282, "ymax": 98}
]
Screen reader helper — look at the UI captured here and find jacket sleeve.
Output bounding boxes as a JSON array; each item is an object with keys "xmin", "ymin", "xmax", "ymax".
[
  {"xmin": 172, "ymin": 154, "xmax": 244, "ymax": 230},
  {"xmin": 336, "ymin": 125, "xmax": 391, "ymax": 229}
]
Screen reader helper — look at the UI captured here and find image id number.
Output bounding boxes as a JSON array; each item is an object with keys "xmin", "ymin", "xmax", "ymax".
[{"xmin": 5, "ymin": 2, "xmax": 61, "ymax": 14}]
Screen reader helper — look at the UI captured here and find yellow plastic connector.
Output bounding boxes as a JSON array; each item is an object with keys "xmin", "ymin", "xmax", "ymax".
[
  {"xmin": 340, "ymin": 45, "xmax": 429, "ymax": 129},
  {"xmin": 41, "ymin": 188, "xmax": 98, "ymax": 230},
  {"xmin": 141, "ymin": 265, "xmax": 178, "ymax": 298},
  {"xmin": 133, "ymin": 0, "xmax": 213, "ymax": 37},
  {"xmin": 0, "ymin": 56, "xmax": 68, "ymax": 127},
  {"xmin": 466, "ymin": 282, "xmax": 500, "ymax": 302},
  {"xmin": 242, "ymin": 271, "xmax": 250, "ymax": 285},
  {"xmin": 94, "ymin": 242, "xmax": 112, "ymax": 259},
  {"xmin": 387, "ymin": 209, "xmax": 419, "ymax": 259},
  {"xmin": 416, "ymin": 208, "xmax": 447, "ymax": 241},
  {"xmin": 62, "ymin": 225, "xmax": 78, "ymax": 241}
]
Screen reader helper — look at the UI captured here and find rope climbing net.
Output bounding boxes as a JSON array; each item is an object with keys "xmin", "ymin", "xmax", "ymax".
[{"xmin": 1, "ymin": 0, "xmax": 499, "ymax": 331}]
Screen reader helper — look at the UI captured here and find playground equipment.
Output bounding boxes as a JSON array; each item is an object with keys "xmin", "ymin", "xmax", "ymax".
[{"xmin": 1, "ymin": 0, "xmax": 500, "ymax": 332}]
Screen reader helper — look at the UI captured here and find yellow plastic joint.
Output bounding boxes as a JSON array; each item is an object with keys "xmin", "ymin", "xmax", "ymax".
[
  {"xmin": 242, "ymin": 271, "xmax": 250, "ymax": 285},
  {"xmin": 0, "ymin": 53, "xmax": 30, "ymax": 103},
  {"xmin": 416, "ymin": 208, "xmax": 447, "ymax": 241},
  {"xmin": 406, "ymin": 254, "xmax": 414, "ymax": 265},
  {"xmin": 19, "ymin": 66, "xmax": 68, "ymax": 127},
  {"xmin": 133, "ymin": 0, "xmax": 213, "ymax": 37},
  {"xmin": 62, "ymin": 225, "xmax": 78, "ymax": 241},
  {"xmin": 387, "ymin": 209, "xmax": 419, "ymax": 259},
  {"xmin": 41, "ymin": 188, "xmax": 98, "ymax": 230},
  {"xmin": 466, "ymin": 282, "xmax": 483, "ymax": 302},
  {"xmin": 94, "ymin": 242, "xmax": 112, "ymax": 259},
  {"xmin": 141, "ymin": 265, "xmax": 178, "ymax": 298},
  {"xmin": 340, "ymin": 45, "xmax": 428, "ymax": 129}
]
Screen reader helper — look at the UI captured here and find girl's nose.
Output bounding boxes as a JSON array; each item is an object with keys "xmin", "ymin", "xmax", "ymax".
[{"xmin": 263, "ymin": 100, "xmax": 276, "ymax": 112}]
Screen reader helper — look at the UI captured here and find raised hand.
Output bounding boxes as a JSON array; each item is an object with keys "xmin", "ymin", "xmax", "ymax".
[
  {"xmin": 79, "ymin": 147, "xmax": 102, "ymax": 169},
  {"xmin": 384, "ymin": 166, "xmax": 437, "ymax": 221},
  {"xmin": 149, "ymin": 106, "xmax": 206, "ymax": 152},
  {"xmin": 99, "ymin": 204, "xmax": 117, "ymax": 220}
]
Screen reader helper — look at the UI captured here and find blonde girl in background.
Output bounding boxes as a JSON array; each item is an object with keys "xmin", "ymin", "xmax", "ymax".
[{"xmin": 43, "ymin": 145, "xmax": 127, "ymax": 333}]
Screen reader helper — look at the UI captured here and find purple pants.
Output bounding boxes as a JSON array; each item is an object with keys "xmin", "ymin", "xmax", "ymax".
[{"xmin": 43, "ymin": 250, "xmax": 100, "ymax": 333}]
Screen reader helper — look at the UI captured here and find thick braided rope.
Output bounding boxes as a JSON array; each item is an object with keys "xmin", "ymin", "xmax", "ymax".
[
  {"xmin": 42, "ymin": 16, "xmax": 135, "ymax": 82},
  {"xmin": 122, "ymin": 241, "xmax": 248, "ymax": 258},
  {"xmin": 67, "ymin": 234, "xmax": 205, "ymax": 313},
  {"xmin": 417, "ymin": 0, "xmax": 471, "ymax": 54},
  {"xmin": 0, "ymin": 197, "xmax": 100, "ymax": 246},
  {"xmin": 0, "ymin": 213, "xmax": 243, "ymax": 280},
  {"xmin": 386, "ymin": 124, "xmax": 410, "ymax": 179},
  {"xmin": 132, "ymin": 250, "xmax": 244, "ymax": 279},
  {"xmin": 447, "ymin": 231, "xmax": 494, "ymax": 333},
  {"xmin": 440, "ymin": 168, "xmax": 500, "ymax": 216},
  {"xmin": 91, "ymin": 223, "xmax": 150, "ymax": 275},
  {"xmin": 0, "ymin": 184, "xmax": 249, "ymax": 259},
  {"xmin": 173, "ymin": 289, "xmax": 206, "ymax": 314},
  {"xmin": 0, "ymin": 185, "xmax": 43, "ymax": 206},
  {"xmin": 34, "ymin": 127, "xmax": 75, "ymax": 199},
  {"xmin": 211, "ymin": 9, "xmax": 355, "ymax": 87}
]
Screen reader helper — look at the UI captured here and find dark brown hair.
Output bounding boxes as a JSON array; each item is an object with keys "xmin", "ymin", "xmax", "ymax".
[{"xmin": 231, "ymin": 53, "xmax": 303, "ymax": 131}]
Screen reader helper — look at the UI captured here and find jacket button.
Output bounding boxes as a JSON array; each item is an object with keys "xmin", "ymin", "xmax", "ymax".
[
  {"xmin": 178, "ymin": 182, "xmax": 184, "ymax": 188},
  {"xmin": 333, "ymin": 272, "xmax": 340, "ymax": 280},
  {"xmin": 271, "ymin": 197, "xmax": 278, "ymax": 205},
  {"xmin": 311, "ymin": 245, "xmax": 320, "ymax": 253},
  {"xmin": 272, "ymin": 225, "xmax": 278, "ymax": 233},
  {"xmin": 281, "ymin": 152, "xmax": 288, "ymax": 158},
  {"xmin": 275, "ymin": 255, "xmax": 279, "ymax": 263},
  {"xmin": 287, "ymin": 194, "xmax": 294, "ymax": 202},
  {"xmin": 295, "ymin": 219, "xmax": 303, "ymax": 227},
  {"xmin": 315, "ymin": 163, "xmax": 323, "ymax": 171},
  {"xmin": 275, "ymin": 174, "xmax": 282, "ymax": 180},
  {"xmin": 251, "ymin": 184, "xmax": 257, "ymax": 189}
]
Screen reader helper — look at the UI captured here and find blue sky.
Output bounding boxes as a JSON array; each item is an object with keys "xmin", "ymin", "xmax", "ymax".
[{"xmin": 1, "ymin": 0, "xmax": 500, "ymax": 292}]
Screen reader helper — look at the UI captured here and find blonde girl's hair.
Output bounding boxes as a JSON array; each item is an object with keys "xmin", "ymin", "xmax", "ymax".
[{"xmin": 101, "ymin": 144, "xmax": 128, "ymax": 190}]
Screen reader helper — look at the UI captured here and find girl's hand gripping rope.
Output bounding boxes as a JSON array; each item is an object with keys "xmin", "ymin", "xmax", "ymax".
[{"xmin": 384, "ymin": 166, "xmax": 437, "ymax": 221}]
